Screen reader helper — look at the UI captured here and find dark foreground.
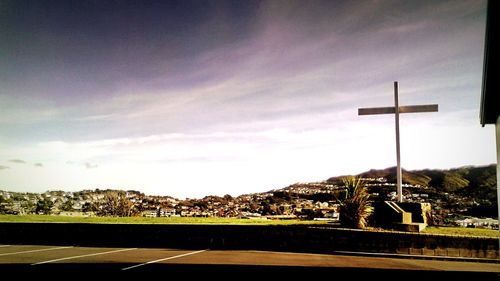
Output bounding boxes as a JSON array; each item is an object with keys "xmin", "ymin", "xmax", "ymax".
[
  {"xmin": 1, "ymin": 223, "xmax": 497, "ymax": 259},
  {"xmin": 0, "ymin": 245, "xmax": 498, "ymax": 279}
]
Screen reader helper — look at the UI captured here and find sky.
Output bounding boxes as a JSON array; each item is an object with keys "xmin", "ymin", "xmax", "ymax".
[{"xmin": 0, "ymin": 0, "xmax": 495, "ymax": 199}]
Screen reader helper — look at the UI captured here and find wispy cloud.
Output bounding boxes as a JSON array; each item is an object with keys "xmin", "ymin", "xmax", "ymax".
[
  {"xmin": 0, "ymin": 1, "xmax": 485, "ymax": 143},
  {"xmin": 34, "ymin": 163, "xmax": 43, "ymax": 167},
  {"xmin": 84, "ymin": 162, "xmax": 98, "ymax": 169},
  {"xmin": 0, "ymin": 1, "xmax": 491, "ymax": 198},
  {"xmin": 8, "ymin": 159, "xmax": 26, "ymax": 164},
  {"xmin": 0, "ymin": 165, "xmax": 10, "ymax": 170},
  {"xmin": 34, "ymin": 127, "xmax": 355, "ymax": 167}
]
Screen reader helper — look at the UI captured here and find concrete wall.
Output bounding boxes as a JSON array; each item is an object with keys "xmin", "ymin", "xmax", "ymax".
[
  {"xmin": 398, "ymin": 202, "xmax": 433, "ymax": 225},
  {"xmin": 0, "ymin": 223, "xmax": 497, "ymax": 259}
]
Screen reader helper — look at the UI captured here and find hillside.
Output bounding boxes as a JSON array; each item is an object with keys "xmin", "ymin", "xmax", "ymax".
[
  {"xmin": 1, "ymin": 164, "xmax": 496, "ymax": 224},
  {"xmin": 274, "ymin": 164, "xmax": 497, "ymax": 220},
  {"xmin": 326, "ymin": 164, "xmax": 496, "ymax": 196},
  {"xmin": 326, "ymin": 167, "xmax": 432, "ymax": 187}
]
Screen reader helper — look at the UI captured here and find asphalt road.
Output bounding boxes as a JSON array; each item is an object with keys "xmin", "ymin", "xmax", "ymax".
[{"xmin": 0, "ymin": 244, "xmax": 499, "ymax": 278}]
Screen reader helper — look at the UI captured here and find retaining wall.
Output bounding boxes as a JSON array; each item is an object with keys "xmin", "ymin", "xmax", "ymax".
[{"xmin": 0, "ymin": 223, "xmax": 497, "ymax": 259}]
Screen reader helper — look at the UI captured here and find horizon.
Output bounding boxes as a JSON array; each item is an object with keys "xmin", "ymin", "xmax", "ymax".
[
  {"xmin": 0, "ymin": 0, "xmax": 496, "ymax": 199},
  {"xmin": 1, "ymin": 163, "xmax": 495, "ymax": 200}
]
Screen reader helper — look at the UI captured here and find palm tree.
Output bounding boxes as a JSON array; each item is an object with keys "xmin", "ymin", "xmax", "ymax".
[{"xmin": 337, "ymin": 176, "xmax": 373, "ymax": 229}]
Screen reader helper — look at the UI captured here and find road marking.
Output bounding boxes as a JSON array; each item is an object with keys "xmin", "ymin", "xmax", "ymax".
[
  {"xmin": 0, "ymin": 246, "xmax": 73, "ymax": 256},
  {"xmin": 122, "ymin": 249, "xmax": 208, "ymax": 271},
  {"xmin": 32, "ymin": 248, "xmax": 138, "ymax": 265},
  {"xmin": 0, "ymin": 245, "xmax": 11, "ymax": 248}
]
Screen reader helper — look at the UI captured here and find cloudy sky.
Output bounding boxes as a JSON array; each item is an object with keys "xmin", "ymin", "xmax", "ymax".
[{"xmin": 0, "ymin": 0, "xmax": 495, "ymax": 199}]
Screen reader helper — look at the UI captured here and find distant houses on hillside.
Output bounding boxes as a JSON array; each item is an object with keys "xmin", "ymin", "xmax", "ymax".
[{"xmin": 0, "ymin": 164, "xmax": 497, "ymax": 227}]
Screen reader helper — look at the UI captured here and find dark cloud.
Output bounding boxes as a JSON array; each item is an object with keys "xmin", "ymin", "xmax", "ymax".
[
  {"xmin": 8, "ymin": 159, "xmax": 26, "ymax": 164},
  {"xmin": 0, "ymin": 0, "xmax": 261, "ymax": 105},
  {"xmin": 0, "ymin": 165, "xmax": 10, "ymax": 170},
  {"xmin": 34, "ymin": 163, "xmax": 43, "ymax": 167},
  {"xmin": 84, "ymin": 162, "xmax": 98, "ymax": 169}
]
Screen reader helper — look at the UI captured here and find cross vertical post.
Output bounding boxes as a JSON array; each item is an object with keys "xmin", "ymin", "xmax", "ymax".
[
  {"xmin": 394, "ymin": 81, "xmax": 402, "ymax": 203},
  {"xmin": 358, "ymin": 81, "xmax": 438, "ymax": 203}
]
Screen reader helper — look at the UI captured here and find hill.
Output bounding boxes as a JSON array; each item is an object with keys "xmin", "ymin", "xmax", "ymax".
[
  {"xmin": 275, "ymin": 164, "xmax": 497, "ymax": 221},
  {"xmin": 1, "ymin": 164, "xmax": 496, "ymax": 224},
  {"xmin": 326, "ymin": 164, "xmax": 496, "ymax": 197}
]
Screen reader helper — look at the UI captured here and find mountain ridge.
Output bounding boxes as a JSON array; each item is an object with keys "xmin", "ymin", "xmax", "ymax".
[{"xmin": 324, "ymin": 164, "xmax": 496, "ymax": 192}]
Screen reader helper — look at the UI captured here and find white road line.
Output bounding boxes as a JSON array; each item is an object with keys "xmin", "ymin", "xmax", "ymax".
[
  {"xmin": 122, "ymin": 249, "xmax": 208, "ymax": 271},
  {"xmin": 0, "ymin": 246, "xmax": 73, "ymax": 256},
  {"xmin": 32, "ymin": 248, "xmax": 138, "ymax": 265}
]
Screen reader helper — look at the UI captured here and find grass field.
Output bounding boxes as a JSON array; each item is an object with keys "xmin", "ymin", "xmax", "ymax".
[
  {"xmin": 0, "ymin": 215, "xmax": 498, "ymax": 237},
  {"xmin": 422, "ymin": 226, "xmax": 499, "ymax": 237},
  {"xmin": 0, "ymin": 214, "xmax": 328, "ymax": 225}
]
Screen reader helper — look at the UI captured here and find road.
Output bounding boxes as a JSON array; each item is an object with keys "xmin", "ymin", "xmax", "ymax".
[{"xmin": 0, "ymin": 244, "xmax": 498, "ymax": 278}]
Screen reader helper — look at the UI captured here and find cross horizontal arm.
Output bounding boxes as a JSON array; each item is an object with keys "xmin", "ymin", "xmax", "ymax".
[
  {"xmin": 399, "ymin": 104, "xmax": 438, "ymax": 113},
  {"xmin": 358, "ymin": 106, "xmax": 395, "ymax": 115},
  {"xmin": 358, "ymin": 104, "xmax": 438, "ymax": 115}
]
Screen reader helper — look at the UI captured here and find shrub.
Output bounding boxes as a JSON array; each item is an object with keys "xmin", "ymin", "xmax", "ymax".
[{"xmin": 338, "ymin": 177, "xmax": 373, "ymax": 229}]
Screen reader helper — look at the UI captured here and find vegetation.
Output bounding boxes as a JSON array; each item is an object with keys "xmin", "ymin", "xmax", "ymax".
[
  {"xmin": 0, "ymin": 214, "xmax": 328, "ymax": 225},
  {"xmin": 328, "ymin": 164, "xmax": 497, "ymax": 219},
  {"xmin": 35, "ymin": 197, "xmax": 53, "ymax": 215},
  {"xmin": 422, "ymin": 226, "xmax": 499, "ymax": 238},
  {"xmin": 332, "ymin": 165, "xmax": 496, "ymax": 193},
  {"xmin": 337, "ymin": 177, "xmax": 373, "ymax": 229},
  {"xmin": 0, "ymin": 165, "xmax": 496, "ymax": 228},
  {"xmin": 94, "ymin": 191, "xmax": 137, "ymax": 217},
  {"xmin": 0, "ymin": 215, "xmax": 496, "ymax": 237}
]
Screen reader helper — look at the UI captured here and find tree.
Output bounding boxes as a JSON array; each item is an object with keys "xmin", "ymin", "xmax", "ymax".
[
  {"xmin": 260, "ymin": 200, "xmax": 272, "ymax": 215},
  {"xmin": 337, "ymin": 177, "xmax": 373, "ymax": 229},
  {"xmin": 82, "ymin": 202, "xmax": 95, "ymax": 213},
  {"xmin": 96, "ymin": 191, "xmax": 136, "ymax": 217},
  {"xmin": 194, "ymin": 201, "xmax": 208, "ymax": 211},
  {"xmin": 0, "ymin": 195, "xmax": 8, "ymax": 214},
  {"xmin": 301, "ymin": 208, "xmax": 323, "ymax": 220},
  {"xmin": 60, "ymin": 199, "xmax": 74, "ymax": 211},
  {"xmin": 35, "ymin": 198, "xmax": 54, "ymax": 215}
]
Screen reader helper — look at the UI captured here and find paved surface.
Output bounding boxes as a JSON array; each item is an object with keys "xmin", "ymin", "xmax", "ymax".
[{"xmin": 0, "ymin": 244, "xmax": 499, "ymax": 278}]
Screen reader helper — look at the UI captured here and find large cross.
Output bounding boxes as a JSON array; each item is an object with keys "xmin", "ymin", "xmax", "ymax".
[{"xmin": 358, "ymin": 81, "xmax": 438, "ymax": 203}]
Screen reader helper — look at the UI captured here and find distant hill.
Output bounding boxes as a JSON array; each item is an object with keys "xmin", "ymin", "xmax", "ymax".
[
  {"xmin": 340, "ymin": 167, "xmax": 433, "ymax": 187},
  {"xmin": 1, "ymin": 164, "xmax": 496, "ymax": 222},
  {"xmin": 263, "ymin": 164, "xmax": 497, "ymax": 220},
  {"xmin": 326, "ymin": 164, "xmax": 496, "ymax": 201}
]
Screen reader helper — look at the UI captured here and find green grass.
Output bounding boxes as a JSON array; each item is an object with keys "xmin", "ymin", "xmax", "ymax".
[
  {"xmin": 422, "ymin": 226, "xmax": 499, "ymax": 238},
  {"xmin": 1, "ymin": 215, "xmax": 498, "ymax": 237},
  {"xmin": 0, "ymin": 214, "xmax": 328, "ymax": 225},
  {"xmin": 361, "ymin": 226, "xmax": 499, "ymax": 238}
]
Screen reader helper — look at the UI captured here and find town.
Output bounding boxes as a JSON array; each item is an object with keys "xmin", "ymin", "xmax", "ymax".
[{"xmin": 0, "ymin": 165, "xmax": 497, "ymax": 229}]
